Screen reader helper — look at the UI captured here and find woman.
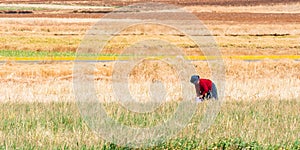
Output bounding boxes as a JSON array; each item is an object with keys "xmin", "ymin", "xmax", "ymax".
[{"xmin": 190, "ymin": 75, "xmax": 218, "ymax": 102}]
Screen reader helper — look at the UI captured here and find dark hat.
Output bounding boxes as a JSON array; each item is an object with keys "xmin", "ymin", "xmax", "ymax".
[{"xmin": 190, "ymin": 75, "xmax": 200, "ymax": 84}]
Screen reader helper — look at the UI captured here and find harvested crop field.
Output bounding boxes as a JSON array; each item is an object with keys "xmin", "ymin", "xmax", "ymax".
[
  {"xmin": 0, "ymin": 60, "xmax": 299, "ymax": 102},
  {"xmin": 0, "ymin": 0, "xmax": 299, "ymax": 149}
]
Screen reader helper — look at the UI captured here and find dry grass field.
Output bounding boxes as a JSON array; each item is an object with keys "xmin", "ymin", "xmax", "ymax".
[
  {"xmin": 1, "ymin": 18, "xmax": 300, "ymax": 56},
  {"xmin": 0, "ymin": 60, "xmax": 299, "ymax": 102},
  {"xmin": 0, "ymin": 0, "xmax": 299, "ymax": 149}
]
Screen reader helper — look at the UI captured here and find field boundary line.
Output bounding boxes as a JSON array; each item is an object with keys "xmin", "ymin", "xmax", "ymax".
[{"xmin": 0, "ymin": 55, "xmax": 299, "ymax": 61}]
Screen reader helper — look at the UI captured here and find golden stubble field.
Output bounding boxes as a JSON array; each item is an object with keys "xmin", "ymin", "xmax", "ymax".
[
  {"xmin": 0, "ymin": 59, "xmax": 299, "ymax": 102},
  {"xmin": 0, "ymin": 8, "xmax": 299, "ymax": 102},
  {"xmin": 1, "ymin": 17, "xmax": 300, "ymax": 55}
]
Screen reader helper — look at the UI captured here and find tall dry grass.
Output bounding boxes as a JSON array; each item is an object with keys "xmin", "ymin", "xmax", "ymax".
[{"xmin": 0, "ymin": 60, "xmax": 299, "ymax": 103}]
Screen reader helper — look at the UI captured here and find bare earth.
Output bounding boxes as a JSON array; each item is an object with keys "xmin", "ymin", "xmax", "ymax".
[{"xmin": 2, "ymin": 0, "xmax": 300, "ymax": 6}]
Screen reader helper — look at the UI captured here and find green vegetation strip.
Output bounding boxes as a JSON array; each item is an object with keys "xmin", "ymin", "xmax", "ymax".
[
  {"xmin": 0, "ymin": 50, "xmax": 76, "ymax": 57},
  {"xmin": 0, "ymin": 50, "xmax": 299, "ymax": 61},
  {"xmin": 0, "ymin": 7, "xmax": 46, "ymax": 11},
  {"xmin": 0, "ymin": 100, "xmax": 299, "ymax": 149}
]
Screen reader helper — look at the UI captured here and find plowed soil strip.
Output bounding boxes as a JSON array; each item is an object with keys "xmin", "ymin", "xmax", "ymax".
[{"xmin": 1, "ymin": 12, "xmax": 300, "ymax": 23}]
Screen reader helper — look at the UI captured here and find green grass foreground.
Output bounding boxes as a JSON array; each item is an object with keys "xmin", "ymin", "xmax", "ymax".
[{"xmin": 0, "ymin": 100, "xmax": 299, "ymax": 149}]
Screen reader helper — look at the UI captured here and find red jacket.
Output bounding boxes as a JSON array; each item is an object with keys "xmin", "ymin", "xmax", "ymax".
[{"xmin": 195, "ymin": 79, "xmax": 212, "ymax": 96}]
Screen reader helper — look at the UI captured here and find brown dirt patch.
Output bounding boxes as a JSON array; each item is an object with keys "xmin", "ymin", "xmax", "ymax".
[
  {"xmin": 0, "ymin": 12, "xmax": 300, "ymax": 24},
  {"xmin": 2, "ymin": 0, "xmax": 300, "ymax": 6}
]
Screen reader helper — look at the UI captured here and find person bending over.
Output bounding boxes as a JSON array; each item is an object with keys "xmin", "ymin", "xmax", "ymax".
[{"xmin": 190, "ymin": 75, "xmax": 218, "ymax": 102}]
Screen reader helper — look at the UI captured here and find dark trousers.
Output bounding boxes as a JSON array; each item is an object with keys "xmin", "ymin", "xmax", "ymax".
[{"xmin": 207, "ymin": 82, "xmax": 218, "ymax": 100}]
